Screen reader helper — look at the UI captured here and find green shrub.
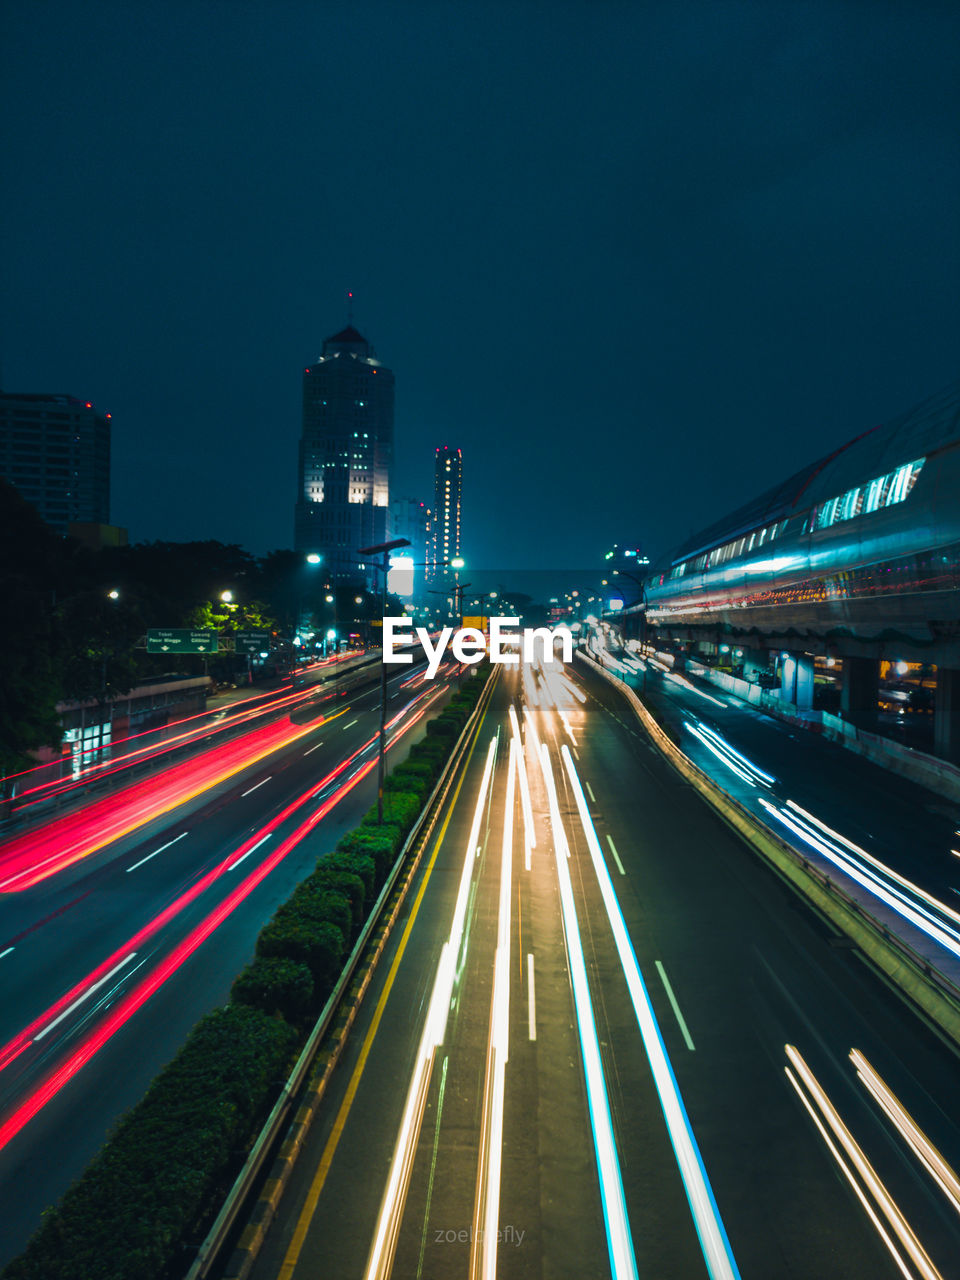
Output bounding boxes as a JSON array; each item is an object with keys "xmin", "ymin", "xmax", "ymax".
[
  {"xmin": 305, "ymin": 867, "xmax": 367, "ymax": 933},
  {"xmin": 363, "ymin": 789, "xmax": 421, "ymax": 834},
  {"xmin": 321, "ymin": 850, "xmax": 376, "ymax": 906},
  {"xmin": 256, "ymin": 915, "xmax": 345, "ymax": 997},
  {"xmin": 1, "ymin": 1006, "xmax": 295, "ymax": 1280},
  {"xmin": 231, "ymin": 955, "xmax": 315, "ymax": 1023},
  {"xmin": 281, "ymin": 886, "xmax": 353, "ymax": 942},
  {"xmin": 336, "ymin": 824, "xmax": 402, "ymax": 886}
]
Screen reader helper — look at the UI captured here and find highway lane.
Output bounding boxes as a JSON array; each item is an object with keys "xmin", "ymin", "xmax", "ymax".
[
  {"xmin": 244, "ymin": 659, "xmax": 960, "ymax": 1280},
  {"xmin": 588, "ymin": 638, "xmax": 960, "ymax": 990},
  {"xmin": 0, "ymin": 657, "xmax": 459, "ymax": 1267}
]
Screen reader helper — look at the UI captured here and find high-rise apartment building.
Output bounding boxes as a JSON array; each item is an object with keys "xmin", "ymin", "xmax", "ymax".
[
  {"xmin": 0, "ymin": 392, "xmax": 111, "ymax": 534},
  {"xmin": 294, "ymin": 325, "xmax": 394, "ymax": 581},
  {"xmin": 428, "ymin": 445, "xmax": 462, "ymax": 575}
]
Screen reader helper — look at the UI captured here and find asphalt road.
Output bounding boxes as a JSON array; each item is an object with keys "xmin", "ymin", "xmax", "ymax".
[
  {"xmin": 0, "ymin": 655, "xmax": 459, "ymax": 1267},
  {"xmin": 244, "ymin": 660, "xmax": 960, "ymax": 1280}
]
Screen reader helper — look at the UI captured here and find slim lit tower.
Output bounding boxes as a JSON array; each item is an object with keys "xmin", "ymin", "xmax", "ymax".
[
  {"xmin": 294, "ymin": 324, "xmax": 394, "ymax": 581},
  {"xmin": 428, "ymin": 445, "xmax": 462, "ymax": 574}
]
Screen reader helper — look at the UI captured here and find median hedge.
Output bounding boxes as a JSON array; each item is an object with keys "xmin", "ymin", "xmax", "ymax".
[
  {"xmin": 2, "ymin": 1005, "xmax": 296, "ymax": 1280},
  {"xmin": 1, "ymin": 665, "xmax": 489, "ymax": 1280}
]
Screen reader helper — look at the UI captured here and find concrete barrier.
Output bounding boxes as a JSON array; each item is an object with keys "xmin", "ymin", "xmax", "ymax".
[{"xmin": 577, "ymin": 650, "xmax": 960, "ymax": 1053}]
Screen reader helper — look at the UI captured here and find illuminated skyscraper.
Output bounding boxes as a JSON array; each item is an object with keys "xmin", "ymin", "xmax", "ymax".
[
  {"xmin": 294, "ymin": 324, "xmax": 393, "ymax": 581},
  {"xmin": 428, "ymin": 445, "xmax": 462, "ymax": 575}
]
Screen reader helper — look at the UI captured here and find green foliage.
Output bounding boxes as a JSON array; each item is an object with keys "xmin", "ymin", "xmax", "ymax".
[
  {"xmin": 304, "ymin": 867, "xmax": 367, "ymax": 933},
  {"xmin": 335, "ymin": 824, "xmax": 403, "ymax": 887},
  {"xmin": 320, "ymin": 850, "xmax": 376, "ymax": 907},
  {"xmin": 256, "ymin": 915, "xmax": 345, "ymax": 998},
  {"xmin": 231, "ymin": 956, "xmax": 315, "ymax": 1023},
  {"xmin": 1, "ymin": 1005, "xmax": 295, "ymax": 1280}
]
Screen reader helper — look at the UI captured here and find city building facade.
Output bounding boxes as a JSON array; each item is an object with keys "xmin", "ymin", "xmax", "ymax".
[
  {"xmin": 294, "ymin": 325, "xmax": 394, "ymax": 583},
  {"xmin": 0, "ymin": 392, "xmax": 111, "ymax": 534}
]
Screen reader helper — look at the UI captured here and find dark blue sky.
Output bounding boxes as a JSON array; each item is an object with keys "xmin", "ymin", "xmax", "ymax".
[{"xmin": 2, "ymin": 1, "xmax": 958, "ymax": 568}]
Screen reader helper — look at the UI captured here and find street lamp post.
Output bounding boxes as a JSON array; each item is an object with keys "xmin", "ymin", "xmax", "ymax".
[{"xmin": 358, "ymin": 537, "xmax": 411, "ymax": 824}]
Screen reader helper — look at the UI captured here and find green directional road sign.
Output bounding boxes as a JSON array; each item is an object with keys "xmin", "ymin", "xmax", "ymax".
[
  {"xmin": 235, "ymin": 631, "xmax": 271, "ymax": 655},
  {"xmin": 146, "ymin": 628, "xmax": 220, "ymax": 654}
]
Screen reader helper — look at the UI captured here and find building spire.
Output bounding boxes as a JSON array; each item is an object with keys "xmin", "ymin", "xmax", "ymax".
[{"xmin": 347, "ymin": 290, "xmax": 354, "ymax": 325}]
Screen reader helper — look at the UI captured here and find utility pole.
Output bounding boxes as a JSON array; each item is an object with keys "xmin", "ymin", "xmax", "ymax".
[{"xmin": 358, "ymin": 537, "xmax": 411, "ymax": 823}]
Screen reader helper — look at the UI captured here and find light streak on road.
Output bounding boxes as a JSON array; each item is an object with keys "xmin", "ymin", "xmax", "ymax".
[
  {"xmin": 682, "ymin": 722, "xmax": 757, "ymax": 786},
  {"xmin": 760, "ymin": 800, "xmax": 960, "ymax": 962},
  {"xmin": 508, "ymin": 705, "xmax": 535, "ymax": 860},
  {"xmin": 0, "ymin": 696, "xmax": 436, "ymax": 1147},
  {"xmin": 0, "ymin": 744, "xmax": 386, "ymax": 1154},
  {"xmin": 785, "ymin": 801, "xmax": 960, "ymax": 934},
  {"xmin": 850, "ymin": 1049, "xmax": 960, "ymax": 1218},
  {"xmin": 684, "ymin": 721, "xmax": 776, "ymax": 786},
  {"xmin": 471, "ymin": 736, "xmax": 517, "ymax": 1280},
  {"xmin": 784, "ymin": 1045, "xmax": 942, "ymax": 1280},
  {"xmin": 0, "ymin": 714, "xmax": 328, "ymax": 891},
  {"xmin": 665, "ymin": 671, "xmax": 728, "ymax": 709},
  {"xmin": 538, "ymin": 743, "xmax": 638, "ymax": 1280},
  {"xmin": 33, "ymin": 953, "xmax": 138, "ymax": 1042},
  {"xmin": 364, "ymin": 737, "xmax": 498, "ymax": 1280},
  {"xmin": 560, "ymin": 745, "xmax": 740, "ymax": 1280}
]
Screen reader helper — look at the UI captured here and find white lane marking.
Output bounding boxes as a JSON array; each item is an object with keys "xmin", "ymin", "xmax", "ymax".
[
  {"xmin": 0, "ymin": 947, "xmax": 14, "ymax": 960},
  {"xmin": 304, "ymin": 741, "xmax": 324, "ymax": 755},
  {"xmin": 655, "ymin": 961, "xmax": 696, "ymax": 1051},
  {"xmin": 34, "ymin": 953, "xmax": 138, "ymax": 1041},
  {"xmin": 605, "ymin": 834, "xmax": 626, "ymax": 876},
  {"xmin": 241, "ymin": 776, "xmax": 272, "ymax": 797},
  {"xmin": 585, "ymin": 779, "xmax": 596, "ymax": 803},
  {"xmin": 343, "ymin": 719, "xmax": 359, "ymax": 729},
  {"xmin": 228, "ymin": 833, "xmax": 272, "ymax": 871},
  {"xmin": 527, "ymin": 953, "xmax": 536, "ymax": 1041},
  {"xmin": 126, "ymin": 831, "xmax": 188, "ymax": 873}
]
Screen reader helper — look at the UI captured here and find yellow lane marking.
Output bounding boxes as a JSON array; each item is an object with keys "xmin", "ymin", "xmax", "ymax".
[{"xmin": 278, "ymin": 697, "xmax": 492, "ymax": 1279}]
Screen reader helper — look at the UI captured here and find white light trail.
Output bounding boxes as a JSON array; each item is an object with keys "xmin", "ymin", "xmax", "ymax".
[
  {"xmin": 761, "ymin": 800, "xmax": 960, "ymax": 961},
  {"xmin": 851, "ymin": 1049, "xmax": 960, "ymax": 1218},
  {"xmin": 785, "ymin": 1045, "xmax": 942, "ymax": 1280},
  {"xmin": 539, "ymin": 744, "xmax": 638, "ymax": 1280},
  {"xmin": 695, "ymin": 723, "xmax": 776, "ymax": 784},
  {"xmin": 786, "ymin": 801, "xmax": 960, "ymax": 933},
  {"xmin": 34, "ymin": 953, "xmax": 138, "ymax": 1042},
  {"xmin": 364, "ymin": 737, "xmax": 498, "ymax": 1280},
  {"xmin": 560, "ymin": 745, "xmax": 740, "ymax": 1280},
  {"xmin": 783, "ymin": 1065, "xmax": 915, "ymax": 1280},
  {"xmin": 473, "ymin": 736, "xmax": 517, "ymax": 1280},
  {"xmin": 683, "ymin": 722, "xmax": 757, "ymax": 785}
]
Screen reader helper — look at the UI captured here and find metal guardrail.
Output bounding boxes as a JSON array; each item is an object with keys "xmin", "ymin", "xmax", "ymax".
[
  {"xmin": 577, "ymin": 647, "xmax": 960, "ymax": 1049},
  {"xmin": 183, "ymin": 666, "xmax": 498, "ymax": 1280}
]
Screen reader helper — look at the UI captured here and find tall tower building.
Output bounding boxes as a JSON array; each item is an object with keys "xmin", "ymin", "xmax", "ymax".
[
  {"xmin": 428, "ymin": 445, "xmax": 462, "ymax": 575},
  {"xmin": 295, "ymin": 324, "xmax": 394, "ymax": 581},
  {"xmin": 0, "ymin": 392, "xmax": 111, "ymax": 534}
]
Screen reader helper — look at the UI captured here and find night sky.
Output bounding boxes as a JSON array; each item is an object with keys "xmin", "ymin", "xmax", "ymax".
[{"xmin": 2, "ymin": 1, "xmax": 958, "ymax": 569}]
